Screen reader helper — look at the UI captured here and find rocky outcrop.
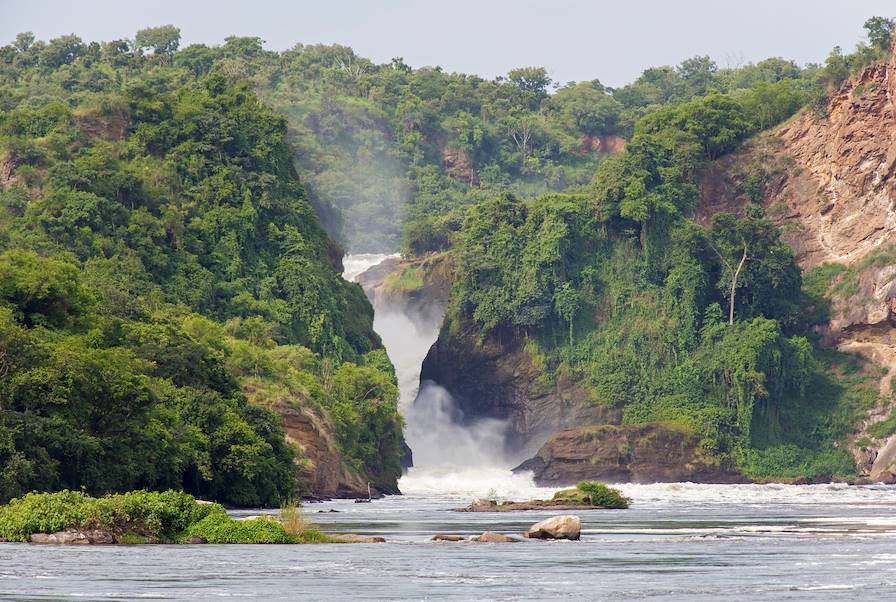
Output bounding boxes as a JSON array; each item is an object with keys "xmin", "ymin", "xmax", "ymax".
[
  {"xmin": 515, "ymin": 423, "xmax": 746, "ymax": 485},
  {"xmin": 442, "ymin": 147, "xmax": 479, "ymax": 186},
  {"xmin": 30, "ymin": 530, "xmax": 116, "ymax": 545},
  {"xmin": 431, "ymin": 534, "xmax": 465, "ymax": 541},
  {"xmin": 697, "ymin": 43, "xmax": 896, "ymax": 480},
  {"xmin": 356, "ymin": 253, "xmax": 452, "ymax": 328},
  {"xmin": 453, "ymin": 499, "xmax": 614, "ymax": 512},
  {"xmin": 583, "ymin": 134, "xmax": 626, "ymax": 157},
  {"xmin": 270, "ymin": 395, "xmax": 382, "ymax": 499},
  {"xmin": 420, "ymin": 317, "xmax": 620, "ymax": 456},
  {"xmin": 525, "ymin": 515, "xmax": 581, "ymax": 540}
]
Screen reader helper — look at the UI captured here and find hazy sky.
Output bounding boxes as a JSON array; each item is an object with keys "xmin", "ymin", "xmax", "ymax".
[{"xmin": 1, "ymin": 0, "xmax": 892, "ymax": 86}]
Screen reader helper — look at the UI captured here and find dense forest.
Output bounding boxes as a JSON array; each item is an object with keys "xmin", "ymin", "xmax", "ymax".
[
  {"xmin": 0, "ymin": 16, "xmax": 892, "ymax": 503},
  {"xmin": 0, "ymin": 29, "xmax": 404, "ymax": 505},
  {"xmin": 161, "ymin": 23, "xmax": 892, "ymax": 254},
  {"xmin": 441, "ymin": 18, "xmax": 894, "ymax": 478}
]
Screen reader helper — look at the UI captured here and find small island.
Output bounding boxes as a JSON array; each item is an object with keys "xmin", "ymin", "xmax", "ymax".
[
  {"xmin": 453, "ymin": 481, "xmax": 630, "ymax": 512},
  {"xmin": 0, "ymin": 490, "xmax": 361, "ymax": 545}
]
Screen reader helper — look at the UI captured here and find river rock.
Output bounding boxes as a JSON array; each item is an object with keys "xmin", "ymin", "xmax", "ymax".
[
  {"xmin": 431, "ymin": 534, "xmax": 465, "ymax": 541},
  {"xmin": 526, "ymin": 515, "xmax": 581, "ymax": 540},
  {"xmin": 30, "ymin": 530, "xmax": 115, "ymax": 544},
  {"xmin": 185, "ymin": 536, "xmax": 208, "ymax": 544},
  {"xmin": 332, "ymin": 534, "xmax": 386, "ymax": 543},
  {"xmin": 475, "ymin": 531, "xmax": 519, "ymax": 543}
]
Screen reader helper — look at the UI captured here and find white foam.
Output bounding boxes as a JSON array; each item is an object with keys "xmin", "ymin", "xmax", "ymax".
[
  {"xmin": 341, "ymin": 253, "xmax": 399, "ymax": 282},
  {"xmin": 399, "ymin": 465, "xmax": 552, "ymax": 501}
]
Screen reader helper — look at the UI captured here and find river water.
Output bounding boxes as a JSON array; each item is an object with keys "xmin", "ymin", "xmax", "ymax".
[
  {"xmin": 3, "ymin": 482, "xmax": 896, "ymax": 600},
  {"xmin": 3, "ymin": 255, "xmax": 895, "ymax": 600}
]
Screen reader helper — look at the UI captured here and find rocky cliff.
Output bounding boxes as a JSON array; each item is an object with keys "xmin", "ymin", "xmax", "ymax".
[
  {"xmin": 697, "ymin": 43, "xmax": 896, "ymax": 481},
  {"xmin": 514, "ymin": 424, "xmax": 745, "ymax": 485},
  {"xmin": 420, "ymin": 317, "xmax": 620, "ymax": 458},
  {"xmin": 356, "ymin": 253, "xmax": 453, "ymax": 328}
]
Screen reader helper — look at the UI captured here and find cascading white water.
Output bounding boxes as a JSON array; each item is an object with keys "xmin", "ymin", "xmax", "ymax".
[{"xmin": 343, "ymin": 254, "xmax": 543, "ymax": 498}]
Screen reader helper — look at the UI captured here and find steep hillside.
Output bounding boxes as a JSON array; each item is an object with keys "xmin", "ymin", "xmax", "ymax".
[
  {"xmin": 419, "ymin": 42, "xmax": 892, "ymax": 485},
  {"xmin": 697, "ymin": 41, "xmax": 896, "ymax": 481},
  {"xmin": 0, "ymin": 31, "xmax": 405, "ymax": 503}
]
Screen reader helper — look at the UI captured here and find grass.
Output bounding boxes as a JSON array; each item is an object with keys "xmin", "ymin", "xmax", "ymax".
[
  {"xmin": 868, "ymin": 413, "xmax": 896, "ymax": 440},
  {"xmin": 384, "ymin": 266, "xmax": 424, "ymax": 294},
  {"xmin": 278, "ymin": 500, "xmax": 314, "ymax": 538}
]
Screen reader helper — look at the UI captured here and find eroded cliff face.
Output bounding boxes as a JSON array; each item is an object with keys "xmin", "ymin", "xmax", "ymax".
[
  {"xmin": 514, "ymin": 424, "xmax": 745, "ymax": 485},
  {"xmin": 420, "ymin": 317, "xmax": 620, "ymax": 458},
  {"xmin": 697, "ymin": 43, "xmax": 896, "ymax": 480},
  {"xmin": 356, "ymin": 253, "xmax": 452, "ymax": 328},
  {"xmin": 242, "ymin": 386, "xmax": 383, "ymax": 499}
]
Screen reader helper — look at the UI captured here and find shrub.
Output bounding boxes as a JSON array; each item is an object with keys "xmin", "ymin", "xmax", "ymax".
[
  {"xmin": 184, "ymin": 513, "xmax": 291, "ymax": 544},
  {"xmin": 575, "ymin": 481, "xmax": 630, "ymax": 509},
  {"xmin": 184, "ymin": 512, "xmax": 334, "ymax": 544}
]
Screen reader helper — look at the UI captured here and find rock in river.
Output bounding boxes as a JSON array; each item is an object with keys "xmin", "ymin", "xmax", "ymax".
[
  {"xmin": 474, "ymin": 532, "xmax": 519, "ymax": 543},
  {"xmin": 526, "ymin": 515, "xmax": 581, "ymax": 540},
  {"xmin": 431, "ymin": 534, "xmax": 465, "ymax": 542}
]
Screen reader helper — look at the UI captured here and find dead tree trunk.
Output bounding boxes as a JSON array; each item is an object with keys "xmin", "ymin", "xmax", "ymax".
[{"xmin": 729, "ymin": 247, "xmax": 748, "ymax": 325}]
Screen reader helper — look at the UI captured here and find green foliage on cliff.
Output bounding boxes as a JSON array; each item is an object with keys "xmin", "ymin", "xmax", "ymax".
[
  {"xmin": 448, "ymin": 78, "xmax": 876, "ymax": 479},
  {"xmin": 0, "ymin": 32, "xmax": 404, "ymax": 504}
]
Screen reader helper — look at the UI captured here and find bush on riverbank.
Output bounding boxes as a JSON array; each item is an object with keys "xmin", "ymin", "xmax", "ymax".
[
  {"xmin": 0, "ymin": 490, "xmax": 223, "ymax": 543},
  {"xmin": 184, "ymin": 512, "xmax": 334, "ymax": 544},
  {"xmin": 552, "ymin": 482, "xmax": 630, "ymax": 509},
  {"xmin": 0, "ymin": 490, "xmax": 340, "ymax": 544}
]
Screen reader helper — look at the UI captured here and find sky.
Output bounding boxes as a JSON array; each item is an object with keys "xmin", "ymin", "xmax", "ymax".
[{"xmin": 0, "ymin": 0, "xmax": 892, "ymax": 87}]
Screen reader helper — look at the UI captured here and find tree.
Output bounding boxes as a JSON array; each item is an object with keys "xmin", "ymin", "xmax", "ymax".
[
  {"xmin": 864, "ymin": 16, "xmax": 895, "ymax": 51},
  {"xmin": 677, "ymin": 55, "xmax": 719, "ymax": 97},
  {"xmin": 13, "ymin": 32, "xmax": 34, "ymax": 53},
  {"xmin": 547, "ymin": 81, "xmax": 623, "ymax": 137},
  {"xmin": 507, "ymin": 66, "xmax": 551, "ymax": 99},
  {"xmin": 135, "ymin": 25, "xmax": 181, "ymax": 64},
  {"xmin": 553, "ymin": 282, "xmax": 579, "ymax": 344},
  {"xmin": 708, "ymin": 210, "xmax": 801, "ymax": 326},
  {"xmin": 39, "ymin": 34, "xmax": 84, "ymax": 68}
]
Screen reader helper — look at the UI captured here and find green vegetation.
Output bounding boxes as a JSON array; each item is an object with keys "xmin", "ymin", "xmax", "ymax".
[
  {"xmin": 0, "ymin": 14, "xmax": 890, "ymax": 502},
  {"xmin": 552, "ymin": 482, "xmax": 630, "ymax": 509},
  {"xmin": 0, "ymin": 489, "xmax": 335, "ymax": 544},
  {"xmin": 384, "ymin": 266, "xmax": 424, "ymax": 294},
  {"xmin": 184, "ymin": 512, "xmax": 333, "ymax": 544},
  {"xmin": 444, "ymin": 23, "xmax": 894, "ymax": 479},
  {"xmin": 0, "ymin": 490, "xmax": 221, "ymax": 543},
  {"xmin": 142, "ymin": 26, "xmax": 845, "ymax": 253},
  {"xmin": 0, "ymin": 28, "xmax": 404, "ymax": 504},
  {"xmin": 867, "ymin": 414, "xmax": 896, "ymax": 440}
]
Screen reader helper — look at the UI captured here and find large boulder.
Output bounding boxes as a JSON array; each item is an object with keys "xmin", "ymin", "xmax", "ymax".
[{"xmin": 526, "ymin": 515, "xmax": 581, "ymax": 540}]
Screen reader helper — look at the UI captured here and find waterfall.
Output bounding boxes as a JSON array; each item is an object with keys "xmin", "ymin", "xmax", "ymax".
[{"xmin": 343, "ymin": 254, "xmax": 541, "ymax": 499}]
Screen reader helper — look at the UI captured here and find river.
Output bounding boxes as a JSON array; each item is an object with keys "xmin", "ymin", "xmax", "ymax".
[
  {"xmin": 3, "ymin": 483, "xmax": 896, "ymax": 600},
  {"xmin": 3, "ymin": 254, "xmax": 895, "ymax": 601}
]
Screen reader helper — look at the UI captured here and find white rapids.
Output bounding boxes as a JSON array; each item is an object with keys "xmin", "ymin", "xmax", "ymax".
[{"xmin": 343, "ymin": 253, "xmax": 530, "ymax": 497}]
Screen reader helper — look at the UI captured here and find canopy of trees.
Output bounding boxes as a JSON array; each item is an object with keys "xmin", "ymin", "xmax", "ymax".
[{"xmin": 0, "ymin": 30, "xmax": 404, "ymax": 504}]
